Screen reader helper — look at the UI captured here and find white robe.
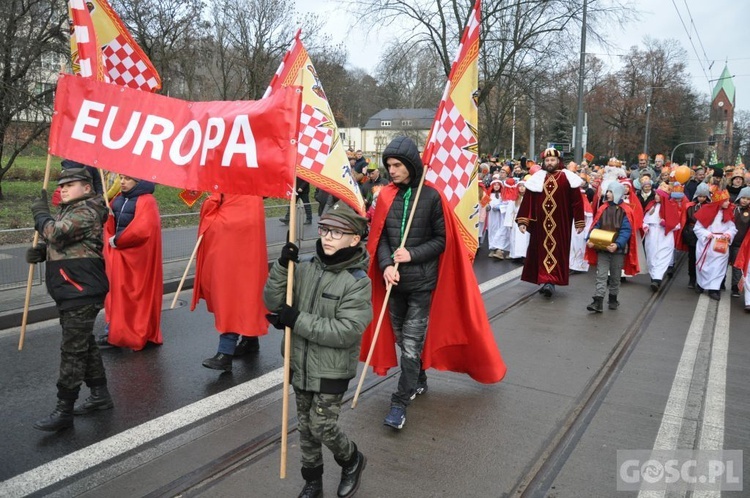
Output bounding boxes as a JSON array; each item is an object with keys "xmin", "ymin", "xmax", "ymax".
[
  {"xmin": 569, "ymin": 211, "xmax": 593, "ymax": 271},
  {"xmin": 485, "ymin": 193, "xmax": 505, "ymax": 251},
  {"xmin": 694, "ymin": 213, "xmax": 737, "ymax": 291},
  {"xmin": 643, "ymin": 205, "xmax": 676, "ymax": 280},
  {"xmin": 507, "ymin": 200, "xmax": 530, "ymax": 259}
]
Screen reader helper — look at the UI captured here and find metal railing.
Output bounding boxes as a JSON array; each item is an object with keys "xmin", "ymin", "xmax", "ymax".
[{"xmin": 0, "ymin": 202, "xmax": 319, "ymax": 291}]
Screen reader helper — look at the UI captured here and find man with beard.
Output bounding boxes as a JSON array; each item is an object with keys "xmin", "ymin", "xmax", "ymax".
[{"xmin": 516, "ymin": 148, "xmax": 586, "ymax": 297}]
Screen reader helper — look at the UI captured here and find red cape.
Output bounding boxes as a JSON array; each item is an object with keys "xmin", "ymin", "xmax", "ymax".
[
  {"xmin": 191, "ymin": 194, "xmax": 269, "ymax": 336},
  {"xmin": 360, "ymin": 183, "xmax": 506, "ymax": 384},
  {"xmin": 734, "ymin": 228, "xmax": 750, "ymax": 290},
  {"xmin": 644, "ymin": 191, "xmax": 681, "ymax": 234},
  {"xmin": 585, "ymin": 202, "xmax": 640, "ymax": 275},
  {"xmin": 104, "ymin": 194, "xmax": 163, "ymax": 350}
]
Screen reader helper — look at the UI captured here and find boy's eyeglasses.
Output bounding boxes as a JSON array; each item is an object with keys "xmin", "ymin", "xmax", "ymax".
[{"xmin": 318, "ymin": 226, "xmax": 356, "ymax": 240}]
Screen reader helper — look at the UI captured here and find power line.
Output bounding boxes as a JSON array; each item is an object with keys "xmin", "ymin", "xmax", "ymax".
[
  {"xmin": 682, "ymin": 0, "xmax": 713, "ymax": 73},
  {"xmin": 670, "ymin": 0, "xmax": 711, "ymax": 91}
]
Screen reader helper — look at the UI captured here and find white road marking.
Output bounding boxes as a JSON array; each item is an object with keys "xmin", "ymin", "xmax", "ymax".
[
  {"xmin": 478, "ymin": 267, "xmax": 523, "ymax": 294},
  {"xmin": 638, "ymin": 295, "xmax": 709, "ymax": 498},
  {"xmin": 0, "ymin": 369, "xmax": 284, "ymax": 497},
  {"xmin": 693, "ymin": 289, "xmax": 731, "ymax": 498},
  {"xmin": 0, "ymin": 267, "xmax": 522, "ymax": 495}
]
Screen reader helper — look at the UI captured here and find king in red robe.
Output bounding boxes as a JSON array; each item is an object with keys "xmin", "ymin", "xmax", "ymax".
[{"xmin": 516, "ymin": 148, "xmax": 585, "ymax": 294}]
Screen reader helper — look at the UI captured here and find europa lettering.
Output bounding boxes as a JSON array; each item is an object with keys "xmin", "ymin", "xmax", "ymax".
[{"xmin": 71, "ymin": 99, "xmax": 259, "ymax": 168}]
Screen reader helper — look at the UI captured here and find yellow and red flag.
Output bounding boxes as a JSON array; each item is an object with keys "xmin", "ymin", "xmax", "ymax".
[
  {"xmin": 68, "ymin": 0, "xmax": 161, "ymax": 92},
  {"xmin": 264, "ymin": 30, "xmax": 366, "ymax": 214},
  {"xmin": 423, "ymin": 0, "xmax": 481, "ymax": 256}
]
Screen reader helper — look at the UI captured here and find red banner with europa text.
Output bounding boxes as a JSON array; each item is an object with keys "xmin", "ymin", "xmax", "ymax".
[{"xmin": 49, "ymin": 73, "xmax": 301, "ymax": 197}]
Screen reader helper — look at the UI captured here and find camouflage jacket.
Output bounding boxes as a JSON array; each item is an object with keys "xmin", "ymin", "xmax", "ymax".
[{"xmin": 38, "ymin": 193, "xmax": 109, "ymax": 310}]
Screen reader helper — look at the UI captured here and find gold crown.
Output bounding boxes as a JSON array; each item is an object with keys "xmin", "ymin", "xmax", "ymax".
[{"xmin": 711, "ymin": 189, "xmax": 730, "ymax": 203}]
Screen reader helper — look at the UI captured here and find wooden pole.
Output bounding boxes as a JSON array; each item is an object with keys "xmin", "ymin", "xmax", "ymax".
[
  {"xmin": 170, "ymin": 234, "xmax": 204, "ymax": 309},
  {"xmin": 351, "ymin": 165, "xmax": 429, "ymax": 408},
  {"xmin": 280, "ymin": 182, "xmax": 298, "ymax": 479},
  {"xmin": 18, "ymin": 153, "xmax": 54, "ymax": 351},
  {"xmin": 98, "ymin": 168, "xmax": 110, "ymax": 210}
]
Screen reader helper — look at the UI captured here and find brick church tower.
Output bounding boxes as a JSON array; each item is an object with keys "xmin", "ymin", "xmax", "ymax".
[{"xmin": 709, "ymin": 65, "xmax": 735, "ymax": 163}]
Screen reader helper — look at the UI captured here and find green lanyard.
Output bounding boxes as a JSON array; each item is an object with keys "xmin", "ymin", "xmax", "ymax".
[{"xmin": 399, "ymin": 187, "xmax": 413, "ymax": 245}]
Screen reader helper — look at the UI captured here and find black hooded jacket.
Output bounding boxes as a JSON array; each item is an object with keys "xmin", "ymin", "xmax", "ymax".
[{"xmin": 377, "ymin": 136, "xmax": 446, "ymax": 293}]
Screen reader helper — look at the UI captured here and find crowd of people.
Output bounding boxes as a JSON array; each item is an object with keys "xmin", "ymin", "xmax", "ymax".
[
  {"xmin": 476, "ymin": 150, "xmax": 750, "ymax": 312},
  {"xmin": 23, "ymin": 142, "xmax": 750, "ymax": 498}
]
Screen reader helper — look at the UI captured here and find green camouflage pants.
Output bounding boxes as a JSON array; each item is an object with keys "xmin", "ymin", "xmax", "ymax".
[
  {"xmin": 294, "ymin": 387, "xmax": 353, "ymax": 469},
  {"xmin": 57, "ymin": 303, "xmax": 107, "ymax": 399}
]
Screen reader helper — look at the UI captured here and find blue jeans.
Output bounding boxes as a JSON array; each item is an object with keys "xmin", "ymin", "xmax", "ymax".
[
  {"xmin": 218, "ymin": 332, "xmax": 239, "ymax": 354},
  {"xmin": 388, "ymin": 290, "xmax": 432, "ymax": 407}
]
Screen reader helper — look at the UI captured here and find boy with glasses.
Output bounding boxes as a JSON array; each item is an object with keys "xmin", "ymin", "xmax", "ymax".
[{"xmin": 264, "ymin": 202, "xmax": 372, "ymax": 498}]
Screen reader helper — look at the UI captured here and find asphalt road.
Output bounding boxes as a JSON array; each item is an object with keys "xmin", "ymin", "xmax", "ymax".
[{"xmin": 0, "ymin": 245, "xmax": 748, "ymax": 497}]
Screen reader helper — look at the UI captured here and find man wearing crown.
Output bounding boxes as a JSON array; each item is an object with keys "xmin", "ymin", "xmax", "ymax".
[{"xmin": 516, "ymin": 148, "xmax": 586, "ymax": 297}]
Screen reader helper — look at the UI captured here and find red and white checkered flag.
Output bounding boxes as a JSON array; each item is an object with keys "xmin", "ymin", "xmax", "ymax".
[
  {"xmin": 68, "ymin": 0, "xmax": 161, "ymax": 92},
  {"xmin": 298, "ymin": 104, "xmax": 333, "ymax": 172}
]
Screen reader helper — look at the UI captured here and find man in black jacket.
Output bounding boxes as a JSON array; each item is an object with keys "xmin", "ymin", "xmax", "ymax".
[{"xmin": 376, "ymin": 136, "xmax": 446, "ymax": 430}]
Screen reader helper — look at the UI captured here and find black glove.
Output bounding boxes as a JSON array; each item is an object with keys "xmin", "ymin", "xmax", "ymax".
[
  {"xmin": 30, "ymin": 189, "xmax": 50, "ymax": 218},
  {"xmin": 31, "ymin": 189, "xmax": 53, "ymax": 232},
  {"xmin": 265, "ymin": 313, "xmax": 284, "ymax": 330},
  {"xmin": 278, "ymin": 304, "xmax": 300, "ymax": 328},
  {"xmin": 278, "ymin": 242, "xmax": 299, "ymax": 268},
  {"xmin": 25, "ymin": 243, "xmax": 47, "ymax": 264}
]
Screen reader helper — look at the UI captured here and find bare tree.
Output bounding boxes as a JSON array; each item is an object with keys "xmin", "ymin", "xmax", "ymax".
[
  {"xmin": 353, "ymin": 0, "xmax": 635, "ymax": 155},
  {"xmin": 375, "ymin": 42, "xmax": 444, "ymax": 109},
  {"xmin": 111, "ymin": 0, "xmax": 209, "ymax": 98},
  {"xmin": 0, "ymin": 0, "xmax": 67, "ymax": 200}
]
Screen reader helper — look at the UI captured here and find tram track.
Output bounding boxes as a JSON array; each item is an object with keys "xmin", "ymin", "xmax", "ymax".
[
  {"xmin": 144, "ymin": 372, "xmax": 398, "ymax": 498},
  {"xmin": 507, "ymin": 255, "xmax": 685, "ymax": 498},
  {"xmin": 148, "ymin": 268, "xmax": 533, "ymax": 497}
]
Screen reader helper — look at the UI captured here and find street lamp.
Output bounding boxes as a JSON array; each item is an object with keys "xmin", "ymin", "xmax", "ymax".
[
  {"xmin": 670, "ymin": 140, "xmax": 714, "ymax": 165},
  {"xmin": 644, "ymin": 86, "xmax": 665, "ymax": 154}
]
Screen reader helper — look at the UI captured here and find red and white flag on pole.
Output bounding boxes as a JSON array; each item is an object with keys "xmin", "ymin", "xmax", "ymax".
[
  {"xmin": 264, "ymin": 30, "xmax": 366, "ymax": 214},
  {"xmin": 423, "ymin": 0, "xmax": 481, "ymax": 256},
  {"xmin": 68, "ymin": 0, "xmax": 161, "ymax": 91}
]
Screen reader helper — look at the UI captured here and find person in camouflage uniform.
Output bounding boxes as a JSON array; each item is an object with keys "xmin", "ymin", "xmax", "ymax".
[
  {"xmin": 264, "ymin": 202, "xmax": 372, "ymax": 498},
  {"xmin": 27, "ymin": 166, "xmax": 113, "ymax": 432}
]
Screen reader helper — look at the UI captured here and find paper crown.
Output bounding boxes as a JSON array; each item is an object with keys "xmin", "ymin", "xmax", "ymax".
[
  {"xmin": 655, "ymin": 154, "xmax": 665, "ymax": 161},
  {"xmin": 543, "ymin": 148, "xmax": 561, "ymax": 159},
  {"xmin": 711, "ymin": 189, "xmax": 730, "ymax": 203},
  {"xmin": 638, "ymin": 153, "xmax": 649, "ymax": 160}
]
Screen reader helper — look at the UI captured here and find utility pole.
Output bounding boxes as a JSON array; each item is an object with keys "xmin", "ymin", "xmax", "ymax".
[
  {"xmin": 643, "ymin": 87, "xmax": 653, "ymax": 154},
  {"xmin": 574, "ymin": 0, "xmax": 588, "ymax": 164},
  {"xmin": 529, "ymin": 87, "xmax": 536, "ymax": 157}
]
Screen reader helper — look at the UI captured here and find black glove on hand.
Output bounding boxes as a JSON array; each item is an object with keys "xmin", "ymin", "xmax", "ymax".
[
  {"xmin": 265, "ymin": 313, "xmax": 284, "ymax": 330},
  {"xmin": 279, "ymin": 304, "xmax": 300, "ymax": 329},
  {"xmin": 25, "ymin": 243, "xmax": 47, "ymax": 264},
  {"xmin": 30, "ymin": 189, "xmax": 50, "ymax": 219},
  {"xmin": 278, "ymin": 242, "xmax": 299, "ymax": 267}
]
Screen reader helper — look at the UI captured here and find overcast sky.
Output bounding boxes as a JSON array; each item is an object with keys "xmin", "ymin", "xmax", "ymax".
[{"xmin": 295, "ymin": 0, "xmax": 749, "ymax": 112}]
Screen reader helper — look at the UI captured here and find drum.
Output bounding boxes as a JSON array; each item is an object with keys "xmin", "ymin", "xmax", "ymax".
[{"xmin": 588, "ymin": 228, "xmax": 617, "ymax": 250}]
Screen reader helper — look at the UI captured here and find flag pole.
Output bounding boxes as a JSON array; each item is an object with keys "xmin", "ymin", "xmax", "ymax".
[
  {"xmin": 351, "ymin": 162, "xmax": 429, "ymax": 408},
  {"xmin": 170, "ymin": 234, "xmax": 203, "ymax": 309},
  {"xmin": 18, "ymin": 153, "xmax": 54, "ymax": 351},
  {"xmin": 280, "ymin": 179, "xmax": 298, "ymax": 479},
  {"xmin": 98, "ymin": 168, "xmax": 110, "ymax": 210}
]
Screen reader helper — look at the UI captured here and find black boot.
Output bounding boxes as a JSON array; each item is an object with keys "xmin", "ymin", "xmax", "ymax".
[
  {"xmin": 608, "ymin": 294, "xmax": 619, "ymax": 310},
  {"xmin": 233, "ymin": 336, "xmax": 260, "ymax": 357},
  {"xmin": 202, "ymin": 353, "xmax": 233, "ymax": 372},
  {"xmin": 34, "ymin": 398, "xmax": 75, "ymax": 432},
  {"xmin": 299, "ymin": 465, "xmax": 323, "ymax": 498},
  {"xmin": 74, "ymin": 385, "xmax": 114, "ymax": 415},
  {"xmin": 335, "ymin": 443, "xmax": 367, "ymax": 498},
  {"xmin": 586, "ymin": 296, "xmax": 603, "ymax": 313}
]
